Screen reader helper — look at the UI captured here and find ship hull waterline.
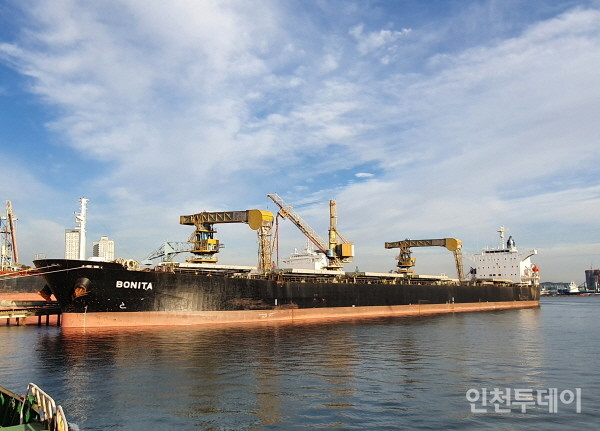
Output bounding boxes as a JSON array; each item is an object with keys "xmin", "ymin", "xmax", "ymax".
[
  {"xmin": 58, "ymin": 301, "xmax": 539, "ymax": 328},
  {"xmin": 34, "ymin": 259, "xmax": 540, "ymax": 328}
]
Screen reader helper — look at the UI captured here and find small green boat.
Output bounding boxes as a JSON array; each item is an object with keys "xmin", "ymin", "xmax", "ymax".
[{"xmin": 0, "ymin": 383, "xmax": 69, "ymax": 431}]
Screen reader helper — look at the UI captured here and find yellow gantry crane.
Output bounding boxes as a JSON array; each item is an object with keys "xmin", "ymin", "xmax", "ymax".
[
  {"xmin": 180, "ymin": 209, "xmax": 274, "ymax": 271},
  {"xmin": 267, "ymin": 193, "xmax": 354, "ymax": 270},
  {"xmin": 385, "ymin": 238, "xmax": 465, "ymax": 280}
]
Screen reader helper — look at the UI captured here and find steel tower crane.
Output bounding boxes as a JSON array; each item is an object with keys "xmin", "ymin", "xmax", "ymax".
[{"xmin": 267, "ymin": 194, "xmax": 354, "ymax": 271}]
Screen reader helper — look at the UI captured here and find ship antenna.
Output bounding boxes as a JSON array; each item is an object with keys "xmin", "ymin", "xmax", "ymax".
[
  {"xmin": 497, "ymin": 226, "xmax": 505, "ymax": 249},
  {"xmin": 75, "ymin": 198, "xmax": 89, "ymax": 260}
]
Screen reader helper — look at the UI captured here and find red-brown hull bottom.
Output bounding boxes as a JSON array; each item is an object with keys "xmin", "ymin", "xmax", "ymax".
[
  {"xmin": 0, "ymin": 293, "xmax": 53, "ymax": 302},
  {"xmin": 60, "ymin": 300, "xmax": 540, "ymax": 328}
]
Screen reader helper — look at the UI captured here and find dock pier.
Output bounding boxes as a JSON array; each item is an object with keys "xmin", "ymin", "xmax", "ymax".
[{"xmin": 0, "ymin": 302, "xmax": 61, "ymax": 326}]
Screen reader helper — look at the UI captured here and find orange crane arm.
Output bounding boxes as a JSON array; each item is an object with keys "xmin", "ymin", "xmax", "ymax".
[
  {"xmin": 267, "ymin": 194, "xmax": 354, "ymax": 270},
  {"xmin": 267, "ymin": 194, "xmax": 328, "ymax": 253}
]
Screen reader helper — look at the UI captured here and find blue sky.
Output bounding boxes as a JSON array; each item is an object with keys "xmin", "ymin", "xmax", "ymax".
[{"xmin": 1, "ymin": 0, "xmax": 599, "ymax": 283}]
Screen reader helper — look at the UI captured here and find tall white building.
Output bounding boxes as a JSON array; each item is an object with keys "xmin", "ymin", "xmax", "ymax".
[
  {"xmin": 93, "ymin": 236, "xmax": 115, "ymax": 261},
  {"xmin": 65, "ymin": 229, "xmax": 80, "ymax": 259}
]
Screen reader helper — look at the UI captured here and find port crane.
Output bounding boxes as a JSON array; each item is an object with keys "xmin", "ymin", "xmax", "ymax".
[
  {"xmin": 385, "ymin": 238, "xmax": 465, "ymax": 280},
  {"xmin": 0, "ymin": 201, "xmax": 18, "ymax": 271},
  {"xmin": 180, "ymin": 209, "xmax": 274, "ymax": 271},
  {"xmin": 267, "ymin": 194, "xmax": 354, "ymax": 270}
]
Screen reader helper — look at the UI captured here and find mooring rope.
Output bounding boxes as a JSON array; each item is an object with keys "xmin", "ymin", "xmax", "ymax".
[
  {"xmin": 29, "ymin": 266, "xmax": 87, "ymax": 276},
  {"xmin": 0, "ymin": 269, "xmax": 42, "ymax": 280},
  {"xmin": 0, "ymin": 265, "xmax": 86, "ymax": 280}
]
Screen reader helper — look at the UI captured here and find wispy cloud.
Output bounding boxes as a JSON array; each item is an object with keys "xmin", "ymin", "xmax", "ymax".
[{"xmin": 349, "ymin": 23, "xmax": 412, "ymax": 56}]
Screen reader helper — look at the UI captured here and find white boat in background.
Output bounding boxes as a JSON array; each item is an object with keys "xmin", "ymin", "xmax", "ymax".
[{"xmin": 568, "ymin": 281, "xmax": 580, "ymax": 294}]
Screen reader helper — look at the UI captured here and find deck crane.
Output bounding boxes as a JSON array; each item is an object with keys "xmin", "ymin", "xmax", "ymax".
[
  {"xmin": 385, "ymin": 238, "xmax": 465, "ymax": 281},
  {"xmin": 180, "ymin": 209, "xmax": 274, "ymax": 271},
  {"xmin": 142, "ymin": 242, "xmax": 193, "ymax": 265},
  {"xmin": 267, "ymin": 194, "xmax": 354, "ymax": 271}
]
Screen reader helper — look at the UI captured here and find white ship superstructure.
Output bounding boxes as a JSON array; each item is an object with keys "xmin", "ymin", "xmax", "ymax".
[
  {"xmin": 568, "ymin": 281, "xmax": 579, "ymax": 294},
  {"xmin": 282, "ymin": 242, "xmax": 329, "ymax": 270},
  {"xmin": 470, "ymin": 227, "xmax": 539, "ymax": 285}
]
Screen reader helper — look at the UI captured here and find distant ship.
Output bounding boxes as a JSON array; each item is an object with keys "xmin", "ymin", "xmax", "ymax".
[
  {"xmin": 568, "ymin": 281, "xmax": 580, "ymax": 294},
  {"xmin": 558, "ymin": 281, "xmax": 581, "ymax": 295}
]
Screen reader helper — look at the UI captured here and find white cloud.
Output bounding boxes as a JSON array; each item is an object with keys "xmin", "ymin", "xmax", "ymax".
[
  {"xmin": 320, "ymin": 54, "xmax": 339, "ymax": 73},
  {"xmin": 349, "ymin": 23, "xmax": 412, "ymax": 55}
]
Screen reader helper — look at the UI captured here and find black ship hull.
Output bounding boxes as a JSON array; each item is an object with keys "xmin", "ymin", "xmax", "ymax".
[
  {"xmin": 0, "ymin": 271, "xmax": 48, "ymax": 302},
  {"xmin": 34, "ymin": 259, "xmax": 540, "ymax": 328}
]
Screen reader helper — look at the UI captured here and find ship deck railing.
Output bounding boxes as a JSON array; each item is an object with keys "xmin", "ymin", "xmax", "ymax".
[{"xmin": 0, "ymin": 383, "xmax": 69, "ymax": 431}]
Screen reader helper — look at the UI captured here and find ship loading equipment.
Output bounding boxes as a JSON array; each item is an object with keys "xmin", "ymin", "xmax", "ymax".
[
  {"xmin": 385, "ymin": 238, "xmax": 465, "ymax": 281},
  {"xmin": 174, "ymin": 196, "xmax": 468, "ymax": 285},
  {"xmin": 142, "ymin": 242, "xmax": 193, "ymax": 265},
  {"xmin": 267, "ymin": 193, "xmax": 354, "ymax": 271},
  {"xmin": 180, "ymin": 209, "xmax": 274, "ymax": 271}
]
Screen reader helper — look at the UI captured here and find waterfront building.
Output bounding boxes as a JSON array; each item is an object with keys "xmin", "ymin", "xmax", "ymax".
[
  {"xmin": 65, "ymin": 229, "xmax": 80, "ymax": 259},
  {"xmin": 93, "ymin": 236, "xmax": 115, "ymax": 261},
  {"xmin": 585, "ymin": 269, "xmax": 600, "ymax": 292}
]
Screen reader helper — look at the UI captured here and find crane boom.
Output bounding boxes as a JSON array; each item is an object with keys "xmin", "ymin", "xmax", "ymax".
[
  {"xmin": 142, "ymin": 241, "xmax": 193, "ymax": 264},
  {"xmin": 267, "ymin": 194, "xmax": 328, "ymax": 253},
  {"xmin": 267, "ymin": 194, "xmax": 353, "ymax": 270},
  {"xmin": 385, "ymin": 238, "xmax": 465, "ymax": 280}
]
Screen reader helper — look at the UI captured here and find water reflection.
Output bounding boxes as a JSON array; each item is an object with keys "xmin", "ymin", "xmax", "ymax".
[{"xmin": 1, "ymin": 300, "xmax": 597, "ymax": 430}]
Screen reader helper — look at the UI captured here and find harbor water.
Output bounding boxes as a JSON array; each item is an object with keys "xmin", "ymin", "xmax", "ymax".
[{"xmin": 1, "ymin": 296, "xmax": 599, "ymax": 430}]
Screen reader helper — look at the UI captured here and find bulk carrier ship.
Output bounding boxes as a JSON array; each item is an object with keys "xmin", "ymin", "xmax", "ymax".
[{"xmin": 33, "ymin": 195, "xmax": 540, "ymax": 328}]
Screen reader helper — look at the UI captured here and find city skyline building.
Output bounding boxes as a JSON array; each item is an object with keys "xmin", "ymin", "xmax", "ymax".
[
  {"xmin": 93, "ymin": 235, "xmax": 115, "ymax": 261},
  {"xmin": 65, "ymin": 228, "xmax": 80, "ymax": 259}
]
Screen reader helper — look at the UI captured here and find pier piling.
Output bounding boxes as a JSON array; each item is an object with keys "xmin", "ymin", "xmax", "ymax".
[{"xmin": 0, "ymin": 302, "xmax": 61, "ymax": 327}]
